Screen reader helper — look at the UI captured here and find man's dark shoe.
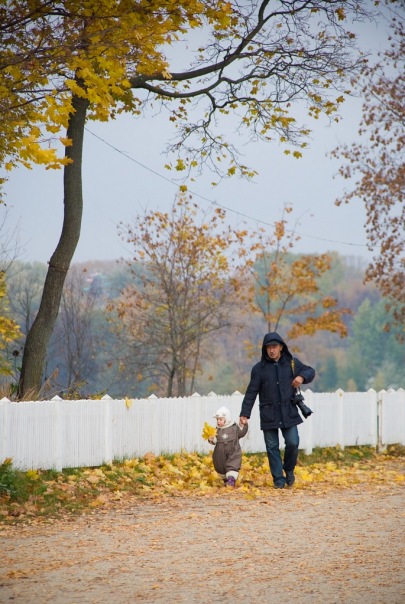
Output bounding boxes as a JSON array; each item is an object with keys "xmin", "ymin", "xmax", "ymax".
[
  {"xmin": 285, "ymin": 471, "xmax": 295, "ymax": 487},
  {"xmin": 274, "ymin": 482, "xmax": 285, "ymax": 489}
]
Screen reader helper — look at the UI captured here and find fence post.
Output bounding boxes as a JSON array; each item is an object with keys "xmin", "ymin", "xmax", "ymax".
[
  {"xmin": 51, "ymin": 396, "xmax": 64, "ymax": 472},
  {"xmin": 336, "ymin": 389, "xmax": 345, "ymax": 450},
  {"xmin": 0, "ymin": 398, "xmax": 10, "ymax": 461},
  {"xmin": 377, "ymin": 389, "xmax": 386, "ymax": 453},
  {"xmin": 102, "ymin": 395, "xmax": 113, "ymax": 465}
]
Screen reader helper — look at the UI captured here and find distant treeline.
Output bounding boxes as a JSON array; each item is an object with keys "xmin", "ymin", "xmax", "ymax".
[{"xmin": 2, "ymin": 253, "xmax": 404, "ymax": 399}]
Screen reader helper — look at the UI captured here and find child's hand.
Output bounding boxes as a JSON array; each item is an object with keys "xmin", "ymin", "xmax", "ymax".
[{"xmin": 208, "ymin": 436, "xmax": 217, "ymax": 445}]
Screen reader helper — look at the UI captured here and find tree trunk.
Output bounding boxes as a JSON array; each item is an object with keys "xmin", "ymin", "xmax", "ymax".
[
  {"xmin": 17, "ymin": 93, "xmax": 89, "ymax": 399},
  {"xmin": 167, "ymin": 357, "xmax": 177, "ymax": 398}
]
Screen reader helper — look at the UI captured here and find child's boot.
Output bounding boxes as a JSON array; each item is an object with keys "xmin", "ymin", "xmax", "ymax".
[{"xmin": 226, "ymin": 476, "xmax": 236, "ymax": 487}]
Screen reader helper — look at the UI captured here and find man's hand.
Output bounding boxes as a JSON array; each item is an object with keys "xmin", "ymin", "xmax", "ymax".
[
  {"xmin": 292, "ymin": 375, "xmax": 304, "ymax": 388},
  {"xmin": 239, "ymin": 416, "xmax": 249, "ymax": 426}
]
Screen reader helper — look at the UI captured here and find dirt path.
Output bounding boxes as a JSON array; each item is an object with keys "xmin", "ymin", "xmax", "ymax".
[{"xmin": 1, "ymin": 482, "xmax": 404, "ymax": 604}]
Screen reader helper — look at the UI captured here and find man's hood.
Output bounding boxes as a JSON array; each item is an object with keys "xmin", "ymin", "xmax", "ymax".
[{"xmin": 261, "ymin": 331, "xmax": 292, "ymax": 362}]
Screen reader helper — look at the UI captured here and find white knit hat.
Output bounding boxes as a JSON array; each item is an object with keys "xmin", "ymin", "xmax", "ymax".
[{"xmin": 214, "ymin": 406, "xmax": 232, "ymax": 426}]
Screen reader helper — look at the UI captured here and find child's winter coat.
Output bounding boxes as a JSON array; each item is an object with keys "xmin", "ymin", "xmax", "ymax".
[{"xmin": 211, "ymin": 407, "xmax": 248, "ymax": 475}]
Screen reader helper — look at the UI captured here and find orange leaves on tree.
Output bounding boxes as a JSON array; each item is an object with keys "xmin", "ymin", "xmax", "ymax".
[{"xmin": 246, "ymin": 206, "xmax": 350, "ymax": 340}]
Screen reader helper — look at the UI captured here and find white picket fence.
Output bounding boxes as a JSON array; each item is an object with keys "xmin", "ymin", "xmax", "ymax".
[{"xmin": 1, "ymin": 389, "xmax": 404, "ymax": 471}]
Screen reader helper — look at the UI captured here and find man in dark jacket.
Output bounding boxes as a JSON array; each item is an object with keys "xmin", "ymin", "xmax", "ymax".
[{"xmin": 240, "ymin": 332, "xmax": 315, "ymax": 488}]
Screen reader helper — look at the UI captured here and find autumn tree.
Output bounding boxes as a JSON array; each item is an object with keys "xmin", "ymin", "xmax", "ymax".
[
  {"xmin": 331, "ymin": 3, "xmax": 405, "ymax": 330},
  {"xmin": 0, "ymin": 271, "xmax": 22, "ymax": 380},
  {"xmin": 109, "ymin": 196, "xmax": 249, "ymax": 397},
  {"xmin": 248, "ymin": 206, "xmax": 350, "ymax": 343},
  {"xmin": 0, "ymin": 213, "xmax": 24, "ymax": 385},
  {"xmin": 1, "ymin": 0, "xmax": 373, "ymax": 397}
]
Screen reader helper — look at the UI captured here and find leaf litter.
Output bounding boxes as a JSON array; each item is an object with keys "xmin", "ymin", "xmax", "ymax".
[
  {"xmin": 3, "ymin": 452, "xmax": 399, "ymax": 601},
  {"xmin": 0, "ymin": 448, "xmax": 404, "ymax": 523}
]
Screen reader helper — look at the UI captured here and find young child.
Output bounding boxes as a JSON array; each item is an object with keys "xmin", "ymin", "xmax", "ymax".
[{"xmin": 208, "ymin": 406, "xmax": 248, "ymax": 487}]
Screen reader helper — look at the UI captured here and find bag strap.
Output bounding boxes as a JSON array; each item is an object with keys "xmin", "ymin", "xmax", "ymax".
[
  {"xmin": 291, "ymin": 358, "xmax": 303, "ymax": 394},
  {"xmin": 291, "ymin": 357, "xmax": 295, "ymax": 376}
]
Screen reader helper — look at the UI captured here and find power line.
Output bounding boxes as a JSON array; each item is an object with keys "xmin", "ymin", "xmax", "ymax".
[{"xmin": 85, "ymin": 127, "xmax": 367, "ymax": 249}]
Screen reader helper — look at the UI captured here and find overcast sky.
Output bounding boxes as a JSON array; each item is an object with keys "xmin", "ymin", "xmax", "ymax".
[{"xmin": 2, "ymin": 11, "xmax": 389, "ymax": 267}]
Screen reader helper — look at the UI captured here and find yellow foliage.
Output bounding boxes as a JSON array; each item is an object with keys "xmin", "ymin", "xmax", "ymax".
[
  {"xmin": 202, "ymin": 422, "xmax": 217, "ymax": 440},
  {"xmin": 25, "ymin": 470, "xmax": 40, "ymax": 481},
  {"xmin": 0, "ymin": 0, "xmax": 238, "ymax": 188},
  {"xmin": 296, "ymin": 468, "xmax": 312, "ymax": 482},
  {"xmin": 0, "ymin": 272, "xmax": 22, "ymax": 376},
  {"xmin": 0, "ymin": 0, "xmax": 360, "ymax": 203}
]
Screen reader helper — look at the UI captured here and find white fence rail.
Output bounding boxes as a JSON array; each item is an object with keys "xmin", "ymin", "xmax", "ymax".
[{"xmin": 1, "ymin": 389, "xmax": 404, "ymax": 471}]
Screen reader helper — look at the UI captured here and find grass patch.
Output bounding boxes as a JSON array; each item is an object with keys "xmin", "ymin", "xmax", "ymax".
[{"xmin": 298, "ymin": 445, "xmax": 378, "ymax": 465}]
